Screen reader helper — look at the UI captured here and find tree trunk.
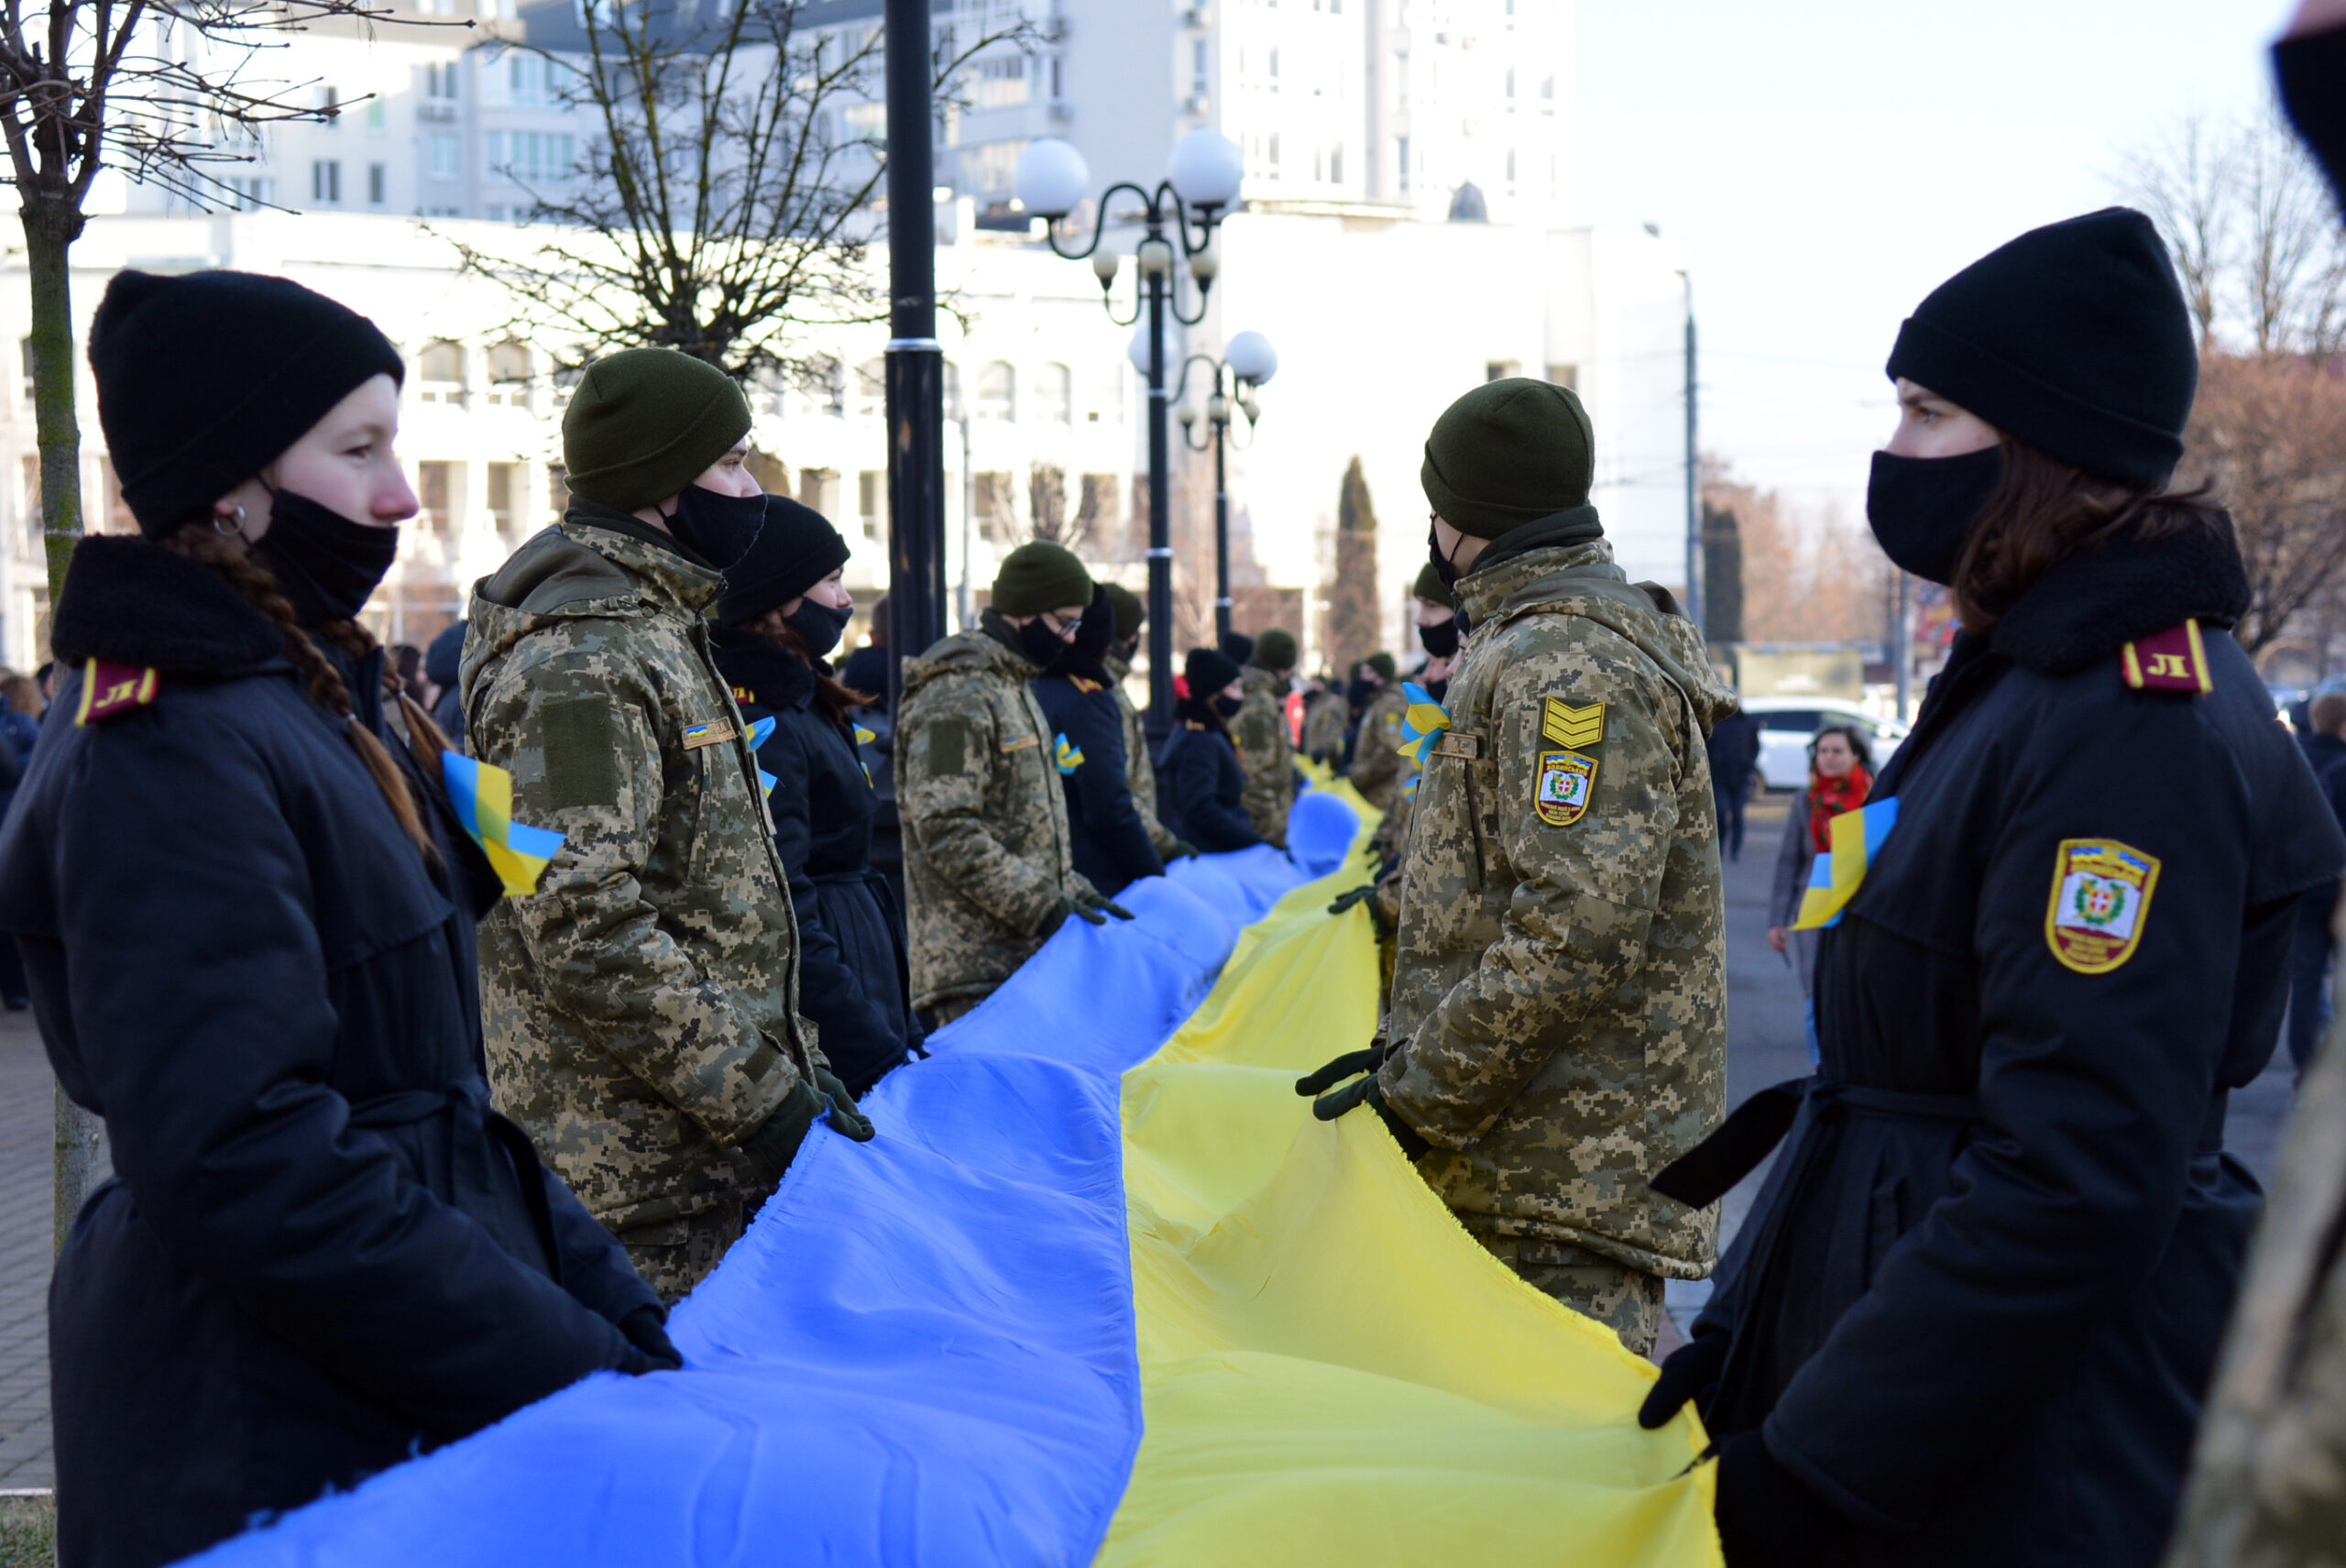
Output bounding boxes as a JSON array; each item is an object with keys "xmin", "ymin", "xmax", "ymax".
[{"xmin": 24, "ymin": 192, "xmax": 103, "ymax": 1255}]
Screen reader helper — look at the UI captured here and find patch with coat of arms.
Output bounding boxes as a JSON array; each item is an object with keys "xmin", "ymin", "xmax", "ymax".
[
  {"xmin": 2045, "ymin": 838, "xmax": 2162, "ymax": 975},
  {"xmin": 1534, "ymin": 750, "xmax": 1596, "ymax": 827}
]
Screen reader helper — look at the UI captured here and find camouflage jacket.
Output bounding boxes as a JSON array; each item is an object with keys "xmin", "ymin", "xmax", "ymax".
[
  {"xmin": 1234, "ymin": 665, "xmax": 1294, "ymax": 850},
  {"xmin": 461, "ymin": 511, "xmax": 817, "ymax": 1234},
  {"xmin": 2164, "ymin": 959, "xmax": 2346, "ymax": 1567},
  {"xmin": 1105, "ymin": 649, "xmax": 1180, "ymax": 859},
  {"xmin": 1371, "ymin": 781, "xmax": 1417, "ymax": 933},
  {"xmin": 896, "ymin": 614, "xmax": 1093, "ymax": 1012},
  {"xmin": 1378, "ymin": 539, "xmax": 1735, "ymax": 1279},
  {"xmin": 1346, "ymin": 683, "xmax": 1411, "ymax": 813},
  {"xmin": 1302, "ymin": 694, "xmax": 1348, "ymax": 765}
]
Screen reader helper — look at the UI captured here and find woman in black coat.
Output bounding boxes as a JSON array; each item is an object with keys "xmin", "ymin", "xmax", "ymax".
[
  {"xmin": 710, "ymin": 496, "xmax": 921, "ymax": 1097},
  {"xmin": 0, "ymin": 271, "xmax": 671, "ymax": 1568},
  {"xmin": 1157, "ymin": 646, "xmax": 1261, "ymax": 854},
  {"xmin": 1033, "ymin": 587, "xmax": 1166, "ymax": 897},
  {"xmin": 1640, "ymin": 212, "xmax": 2346, "ymax": 1568}
]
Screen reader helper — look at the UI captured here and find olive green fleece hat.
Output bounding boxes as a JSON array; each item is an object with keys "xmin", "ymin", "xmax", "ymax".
[
  {"xmin": 991, "ymin": 542, "xmax": 1094, "ymax": 616},
  {"xmin": 1365, "ymin": 652, "xmax": 1398, "ymax": 681},
  {"xmin": 1413, "ymin": 562, "xmax": 1456, "ymax": 604},
  {"xmin": 1420, "ymin": 378, "xmax": 1595, "ymax": 538},
  {"xmin": 1252, "ymin": 629, "xmax": 1298, "ymax": 672},
  {"xmin": 561, "ymin": 347, "xmax": 753, "ymax": 512},
  {"xmin": 1102, "ymin": 582, "xmax": 1145, "ymax": 641}
]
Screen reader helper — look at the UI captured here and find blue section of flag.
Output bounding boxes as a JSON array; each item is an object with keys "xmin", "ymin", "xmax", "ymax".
[{"xmin": 746, "ymin": 716, "xmax": 777, "ymax": 797}]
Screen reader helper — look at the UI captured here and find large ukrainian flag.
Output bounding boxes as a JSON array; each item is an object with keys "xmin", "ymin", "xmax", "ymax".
[{"xmin": 192, "ymin": 790, "xmax": 1719, "ymax": 1568}]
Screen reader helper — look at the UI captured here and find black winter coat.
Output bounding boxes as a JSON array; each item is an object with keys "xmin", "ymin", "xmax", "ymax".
[
  {"xmin": 1682, "ymin": 528, "xmax": 2346, "ymax": 1567},
  {"xmin": 711, "ymin": 625, "xmax": 919, "ymax": 1096},
  {"xmin": 1032, "ymin": 669, "xmax": 1164, "ymax": 896},
  {"xmin": 1156, "ymin": 699, "xmax": 1260, "ymax": 853},
  {"xmin": 0, "ymin": 539, "xmax": 655, "ymax": 1568}
]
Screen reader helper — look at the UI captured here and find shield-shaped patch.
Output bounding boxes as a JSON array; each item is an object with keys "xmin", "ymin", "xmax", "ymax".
[
  {"xmin": 1534, "ymin": 751, "xmax": 1596, "ymax": 827},
  {"xmin": 2045, "ymin": 838, "xmax": 2162, "ymax": 975}
]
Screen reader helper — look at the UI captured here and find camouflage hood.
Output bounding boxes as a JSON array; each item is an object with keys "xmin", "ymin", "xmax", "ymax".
[
  {"xmin": 895, "ymin": 615, "xmax": 1043, "ymax": 712},
  {"xmin": 1457, "ymin": 538, "xmax": 1738, "ymax": 740}
]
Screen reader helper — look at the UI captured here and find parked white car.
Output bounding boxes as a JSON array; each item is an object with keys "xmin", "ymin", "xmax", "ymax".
[{"xmin": 1741, "ymin": 698, "xmax": 1911, "ymax": 792}]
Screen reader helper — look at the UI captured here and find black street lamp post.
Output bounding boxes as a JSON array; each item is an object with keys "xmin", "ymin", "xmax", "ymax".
[
  {"xmin": 1016, "ymin": 131, "xmax": 1245, "ymax": 745},
  {"xmin": 1172, "ymin": 332, "xmax": 1277, "ymax": 646}
]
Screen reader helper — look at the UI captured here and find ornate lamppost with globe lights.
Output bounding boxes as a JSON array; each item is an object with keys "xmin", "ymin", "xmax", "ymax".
[
  {"xmin": 1172, "ymin": 331, "xmax": 1278, "ymax": 647},
  {"xmin": 1014, "ymin": 128, "xmax": 1244, "ymax": 744}
]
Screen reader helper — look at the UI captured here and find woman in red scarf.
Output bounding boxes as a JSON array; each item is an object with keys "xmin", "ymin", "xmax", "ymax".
[{"xmin": 1767, "ymin": 724, "xmax": 1874, "ymax": 996}]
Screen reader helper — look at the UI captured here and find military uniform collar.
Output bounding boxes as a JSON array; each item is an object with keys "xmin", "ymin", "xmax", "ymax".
[
  {"xmin": 709, "ymin": 623, "xmax": 816, "ymax": 710},
  {"xmin": 1455, "ymin": 537, "xmax": 1623, "ymax": 628},
  {"xmin": 1988, "ymin": 521, "xmax": 2251, "ymax": 675},
  {"xmin": 560, "ymin": 502, "xmax": 725, "ymax": 617}
]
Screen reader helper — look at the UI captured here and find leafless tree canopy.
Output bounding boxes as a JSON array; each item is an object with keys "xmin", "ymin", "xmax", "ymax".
[
  {"xmin": 462, "ymin": 0, "xmax": 1026, "ymax": 381},
  {"xmin": 2180, "ymin": 355, "xmax": 2346, "ymax": 653},
  {"xmin": 1705, "ymin": 458, "xmax": 1892, "ymax": 647}
]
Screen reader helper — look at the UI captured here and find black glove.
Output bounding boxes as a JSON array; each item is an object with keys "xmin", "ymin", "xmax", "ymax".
[
  {"xmin": 1166, "ymin": 839, "xmax": 1200, "ymax": 861},
  {"xmin": 737, "ymin": 1079, "xmax": 826, "ymax": 1186},
  {"xmin": 1639, "ymin": 1331, "xmax": 1727, "ymax": 1429},
  {"xmin": 1310, "ymin": 1073, "xmax": 1431, "ymax": 1161},
  {"xmin": 1040, "ymin": 894, "xmax": 1109, "ymax": 938},
  {"xmin": 1327, "ymin": 883, "xmax": 1376, "ymax": 917},
  {"xmin": 1295, "ymin": 1041, "xmax": 1387, "ymax": 1096},
  {"xmin": 615, "ymin": 1304, "xmax": 682, "ymax": 1373},
  {"xmin": 1078, "ymin": 889, "xmax": 1135, "ymax": 921},
  {"xmin": 811, "ymin": 1065, "xmax": 877, "ymax": 1143},
  {"xmin": 1713, "ymin": 1431, "xmax": 1839, "ymax": 1568}
]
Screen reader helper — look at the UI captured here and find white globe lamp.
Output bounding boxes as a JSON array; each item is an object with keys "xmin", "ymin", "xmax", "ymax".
[
  {"xmin": 1014, "ymin": 138, "xmax": 1091, "ymax": 220},
  {"xmin": 1167, "ymin": 127, "xmax": 1244, "ymax": 210},
  {"xmin": 1224, "ymin": 330, "xmax": 1278, "ymax": 386}
]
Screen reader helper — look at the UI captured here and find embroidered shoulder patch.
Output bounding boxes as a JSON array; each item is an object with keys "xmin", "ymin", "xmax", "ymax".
[
  {"xmin": 2045, "ymin": 838, "xmax": 2162, "ymax": 975},
  {"xmin": 1534, "ymin": 750, "xmax": 1596, "ymax": 827},
  {"xmin": 2121, "ymin": 620, "xmax": 2212, "ymax": 695},
  {"xmin": 682, "ymin": 718, "xmax": 738, "ymax": 750},
  {"xmin": 1542, "ymin": 698, "xmax": 1606, "ymax": 751},
  {"xmin": 76, "ymin": 658, "xmax": 158, "ymax": 726}
]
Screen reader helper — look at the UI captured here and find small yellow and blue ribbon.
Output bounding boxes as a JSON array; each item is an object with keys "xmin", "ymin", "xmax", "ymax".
[
  {"xmin": 1056, "ymin": 732, "xmax": 1085, "ymax": 775},
  {"xmin": 856, "ymin": 725, "xmax": 876, "ymax": 787},
  {"xmin": 1791, "ymin": 796, "xmax": 1900, "ymax": 931},
  {"xmin": 747, "ymin": 716, "xmax": 778, "ymax": 796},
  {"xmin": 1397, "ymin": 682, "xmax": 1450, "ymax": 799},
  {"xmin": 442, "ymin": 752, "xmax": 566, "ymax": 898}
]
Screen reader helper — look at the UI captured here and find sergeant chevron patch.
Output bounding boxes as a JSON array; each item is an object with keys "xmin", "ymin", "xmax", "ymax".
[{"xmin": 1542, "ymin": 698, "xmax": 1606, "ymax": 751}]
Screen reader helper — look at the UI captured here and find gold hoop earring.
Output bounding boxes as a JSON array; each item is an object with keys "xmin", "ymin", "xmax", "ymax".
[{"xmin": 214, "ymin": 506, "xmax": 246, "ymax": 537}]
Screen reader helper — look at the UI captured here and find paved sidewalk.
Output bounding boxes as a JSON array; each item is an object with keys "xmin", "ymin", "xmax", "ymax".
[{"xmin": 0, "ymin": 1010, "xmax": 55, "ymax": 1488}]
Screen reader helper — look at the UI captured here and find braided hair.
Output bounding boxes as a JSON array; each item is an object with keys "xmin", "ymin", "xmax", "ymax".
[{"xmin": 159, "ymin": 522, "xmax": 449, "ymax": 860}]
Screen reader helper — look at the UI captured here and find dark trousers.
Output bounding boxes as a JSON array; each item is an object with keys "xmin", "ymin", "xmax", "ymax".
[
  {"xmin": 2289, "ymin": 882, "xmax": 2340, "ymax": 1072},
  {"xmin": 1714, "ymin": 782, "xmax": 1748, "ymax": 861},
  {"xmin": 0, "ymin": 934, "xmax": 27, "ymax": 1006}
]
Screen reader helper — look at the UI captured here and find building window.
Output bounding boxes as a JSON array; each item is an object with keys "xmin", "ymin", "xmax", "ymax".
[
  {"xmin": 1330, "ymin": 142, "xmax": 1343, "ymax": 183},
  {"xmin": 486, "ymin": 130, "xmax": 576, "ymax": 186},
  {"xmin": 855, "ymin": 357, "xmax": 886, "ymax": 419},
  {"xmin": 418, "ymin": 340, "xmax": 466, "ymax": 405},
  {"xmin": 1049, "ymin": 56, "xmax": 1065, "ymax": 101},
  {"xmin": 321, "ymin": 85, "xmax": 341, "ymax": 125},
  {"xmin": 1191, "ymin": 39, "xmax": 1208, "ymax": 95},
  {"xmin": 973, "ymin": 471, "xmax": 1014, "ymax": 543},
  {"xmin": 486, "ymin": 462, "xmax": 521, "ymax": 532},
  {"xmin": 487, "ymin": 341, "xmax": 532, "ymax": 405},
  {"xmin": 367, "ymin": 162, "xmax": 387, "ymax": 205},
  {"xmin": 311, "ymin": 160, "xmax": 341, "ymax": 204},
  {"xmin": 959, "ymin": 138, "xmax": 1029, "ymax": 198},
  {"xmin": 858, "ymin": 471, "xmax": 883, "ymax": 540},
  {"xmin": 974, "ymin": 360, "xmax": 1015, "ymax": 422},
  {"xmin": 416, "ymin": 461, "xmax": 454, "ymax": 532},
  {"xmin": 1505, "ymin": 148, "xmax": 1516, "ymax": 185},
  {"xmin": 426, "ymin": 61, "xmax": 458, "ymax": 102},
  {"xmin": 1546, "ymin": 363, "xmax": 1579, "ymax": 391},
  {"xmin": 1268, "ymin": 47, "xmax": 1278, "ymax": 82},
  {"xmin": 1397, "ymin": 135, "xmax": 1411, "ymax": 193},
  {"xmin": 975, "ymin": 56, "xmax": 1027, "ymax": 109},
  {"xmin": 367, "ymin": 99, "xmax": 386, "ymax": 132},
  {"xmin": 1505, "ymin": 68, "xmax": 1515, "ymax": 99},
  {"xmin": 427, "ymin": 133, "xmax": 459, "ymax": 181},
  {"xmin": 1035, "ymin": 362, "xmax": 1072, "ymax": 425},
  {"xmin": 1485, "ymin": 359, "xmax": 1521, "ymax": 382}
]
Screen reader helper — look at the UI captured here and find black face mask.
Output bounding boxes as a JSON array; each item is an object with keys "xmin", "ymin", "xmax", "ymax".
[
  {"xmin": 1015, "ymin": 616, "xmax": 1070, "ymax": 670},
  {"xmin": 1050, "ymin": 590, "xmax": 1115, "ymax": 679},
  {"xmin": 1418, "ymin": 615, "xmax": 1460, "ymax": 659},
  {"xmin": 256, "ymin": 490, "xmax": 400, "ymax": 626},
  {"xmin": 1428, "ymin": 520, "xmax": 1464, "ymax": 589},
  {"xmin": 665, "ymin": 485, "xmax": 767, "ymax": 570},
  {"xmin": 785, "ymin": 598, "xmax": 851, "ymax": 661},
  {"xmin": 1426, "ymin": 676, "xmax": 1450, "ymax": 705},
  {"xmin": 1865, "ymin": 446, "xmax": 2004, "ymax": 586},
  {"xmin": 1347, "ymin": 675, "xmax": 1376, "ymax": 710},
  {"xmin": 1212, "ymin": 692, "xmax": 1244, "ymax": 719}
]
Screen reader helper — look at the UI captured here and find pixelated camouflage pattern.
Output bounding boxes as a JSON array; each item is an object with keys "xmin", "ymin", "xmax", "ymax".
[
  {"xmin": 1105, "ymin": 648, "xmax": 1181, "ymax": 859},
  {"xmin": 1378, "ymin": 538, "xmax": 1735, "ymax": 1280},
  {"xmin": 896, "ymin": 618, "xmax": 1094, "ymax": 1013},
  {"xmin": 1234, "ymin": 664, "xmax": 1294, "ymax": 850},
  {"xmin": 1371, "ymin": 782, "xmax": 1416, "ymax": 935},
  {"xmin": 461, "ymin": 519, "xmax": 817, "ymax": 1235},
  {"xmin": 2163, "ymin": 948, "xmax": 2346, "ymax": 1568},
  {"xmin": 1302, "ymin": 696, "xmax": 1348, "ymax": 766},
  {"xmin": 1345, "ymin": 683, "xmax": 1411, "ymax": 813}
]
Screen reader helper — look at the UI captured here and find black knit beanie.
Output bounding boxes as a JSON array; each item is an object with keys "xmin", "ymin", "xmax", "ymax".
[
  {"xmin": 562, "ymin": 348, "xmax": 752, "ymax": 512},
  {"xmin": 1421, "ymin": 378, "xmax": 1595, "ymax": 538},
  {"xmin": 1886, "ymin": 207, "xmax": 2197, "ymax": 488},
  {"xmin": 991, "ymin": 542, "xmax": 1093, "ymax": 616},
  {"xmin": 1253, "ymin": 629, "xmax": 1298, "ymax": 671},
  {"xmin": 1185, "ymin": 646, "xmax": 1242, "ymax": 696},
  {"xmin": 718, "ymin": 495, "xmax": 850, "ymax": 625},
  {"xmin": 1220, "ymin": 630, "xmax": 1255, "ymax": 666},
  {"xmin": 1102, "ymin": 582, "xmax": 1145, "ymax": 641},
  {"xmin": 88, "ymin": 269, "xmax": 405, "ymax": 536}
]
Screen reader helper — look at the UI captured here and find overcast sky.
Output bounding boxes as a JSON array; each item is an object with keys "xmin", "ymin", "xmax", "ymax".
[{"xmin": 1574, "ymin": 0, "xmax": 2301, "ymax": 529}]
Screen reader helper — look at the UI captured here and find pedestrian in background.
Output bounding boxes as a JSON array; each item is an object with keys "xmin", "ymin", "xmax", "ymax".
[
  {"xmin": 466, "ymin": 347, "xmax": 869, "ymax": 1304},
  {"xmin": 838, "ymin": 589, "xmax": 890, "ymax": 703},
  {"xmin": 1099, "ymin": 582, "xmax": 1193, "ymax": 865},
  {"xmin": 1765, "ymin": 724, "xmax": 1873, "ymax": 998},
  {"xmin": 1706, "ymin": 703, "xmax": 1762, "ymax": 862},
  {"xmin": 2286, "ymin": 690, "xmax": 2346, "ymax": 1076},
  {"xmin": 422, "ymin": 619, "xmax": 466, "ymax": 752},
  {"xmin": 896, "ymin": 543, "xmax": 1131, "ymax": 1027},
  {"xmin": 1334, "ymin": 564, "xmax": 1464, "ymax": 949},
  {"xmin": 1033, "ymin": 585, "xmax": 1166, "ymax": 897},
  {"xmin": 1301, "ymin": 674, "xmax": 1348, "ymax": 768},
  {"xmin": 1235, "ymin": 627, "xmax": 1299, "ymax": 849},
  {"xmin": 1157, "ymin": 645, "xmax": 1262, "ymax": 853},
  {"xmin": 0, "ymin": 270, "xmax": 674, "ymax": 1568},
  {"xmin": 1344, "ymin": 651, "xmax": 1408, "ymax": 811},
  {"xmin": 1306, "ymin": 378, "xmax": 1734, "ymax": 1358},
  {"xmin": 712, "ymin": 495, "xmax": 924, "ymax": 1099},
  {"xmin": 1644, "ymin": 208, "xmax": 2346, "ymax": 1568}
]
